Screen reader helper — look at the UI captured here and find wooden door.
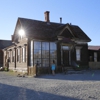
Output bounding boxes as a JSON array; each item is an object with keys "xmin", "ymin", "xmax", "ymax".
[{"xmin": 63, "ymin": 50, "xmax": 69, "ymax": 66}]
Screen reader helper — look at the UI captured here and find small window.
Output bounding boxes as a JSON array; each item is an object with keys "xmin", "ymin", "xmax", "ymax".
[
  {"xmin": 17, "ymin": 49, "xmax": 20, "ymax": 62},
  {"xmin": 94, "ymin": 52, "xmax": 97, "ymax": 62},
  {"xmin": 22, "ymin": 47, "xmax": 25, "ymax": 62},
  {"xmin": 76, "ymin": 48, "xmax": 81, "ymax": 61}
]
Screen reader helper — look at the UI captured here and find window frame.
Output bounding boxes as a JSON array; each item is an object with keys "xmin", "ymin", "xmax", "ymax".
[{"xmin": 76, "ymin": 47, "xmax": 81, "ymax": 61}]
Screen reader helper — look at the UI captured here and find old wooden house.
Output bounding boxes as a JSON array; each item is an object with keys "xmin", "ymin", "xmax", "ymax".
[
  {"xmin": 0, "ymin": 40, "xmax": 12, "ymax": 67},
  {"xmin": 3, "ymin": 11, "xmax": 91, "ymax": 74},
  {"xmin": 88, "ymin": 46, "xmax": 100, "ymax": 62},
  {"xmin": 88, "ymin": 46, "xmax": 100, "ymax": 69}
]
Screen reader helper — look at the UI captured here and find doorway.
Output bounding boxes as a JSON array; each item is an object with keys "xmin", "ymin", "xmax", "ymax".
[{"xmin": 63, "ymin": 50, "xmax": 69, "ymax": 66}]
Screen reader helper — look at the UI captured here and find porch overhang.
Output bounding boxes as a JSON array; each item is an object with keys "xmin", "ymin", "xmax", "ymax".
[{"xmin": 57, "ymin": 36, "xmax": 75, "ymax": 45}]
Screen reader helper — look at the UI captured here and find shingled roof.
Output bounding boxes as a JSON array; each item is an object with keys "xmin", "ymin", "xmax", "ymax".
[
  {"xmin": 18, "ymin": 18, "xmax": 63, "ymax": 40},
  {"xmin": 13, "ymin": 17, "xmax": 91, "ymax": 42},
  {"xmin": 0, "ymin": 40, "xmax": 13, "ymax": 49},
  {"xmin": 55, "ymin": 24, "xmax": 91, "ymax": 42}
]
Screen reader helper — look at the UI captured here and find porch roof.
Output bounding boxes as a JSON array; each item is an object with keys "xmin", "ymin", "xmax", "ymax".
[
  {"xmin": 88, "ymin": 45, "xmax": 100, "ymax": 50},
  {"xmin": 0, "ymin": 40, "xmax": 13, "ymax": 49}
]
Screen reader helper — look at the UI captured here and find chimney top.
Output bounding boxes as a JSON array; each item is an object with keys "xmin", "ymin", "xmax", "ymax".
[
  {"xmin": 70, "ymin": 23, "xmax": 72, "ymax": 25},
  {"xmin": 44, "ymin": 11, "xmax": 50, "ymax": 22},
  {"xmin": 60, "ymin": 17, "xmax": 62, "ymax": 23},
  {"xmin": 44, "ymin": 11, "xmax": 50, "ymax": 14}
]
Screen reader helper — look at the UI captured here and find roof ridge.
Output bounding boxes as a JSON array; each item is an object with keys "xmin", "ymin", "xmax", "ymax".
[{"xmin": 18, "ymin": 17, "xmax": 64, "ymax": 25}]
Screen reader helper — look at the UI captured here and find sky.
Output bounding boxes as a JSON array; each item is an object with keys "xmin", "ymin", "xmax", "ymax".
[{"xmin": 0, "ymin": 0, "xmax": 100, "ymax": 45}]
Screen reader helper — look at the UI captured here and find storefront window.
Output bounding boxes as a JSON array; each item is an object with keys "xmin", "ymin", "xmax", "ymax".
[
  {"xmin": 42, "ymin": 42, "xmax": 49, "ymax": 67},
  {"xmin": 33, "ymin": 41, "xmax": 57, "ymax": 67},
  {"xmin": 34, "ymin": 41, "xmax": 41, "ymax": 67},
  {"xmin": 30, "ymin": 41, "xmax": 33, "ymax": 66},
  {"xmin": 50, "ymin": 42, "xmax": 57, "ymax": 66}
]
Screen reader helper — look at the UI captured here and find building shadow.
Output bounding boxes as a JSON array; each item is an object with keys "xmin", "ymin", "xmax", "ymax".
[
  {"xmin": 37, "ymin": 70, "xmax": 100, "ymax": 81},
  {"xmin": 0, "ymin": 83, "xmax": 80, "ymax": 100}
]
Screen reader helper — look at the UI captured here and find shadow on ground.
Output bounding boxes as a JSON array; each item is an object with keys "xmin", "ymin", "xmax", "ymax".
[
  {"xmin": 37, "ymin": 70, "xmax": 100, "ymax": 81},
  {"xmin": 0, "ymin": 83, "xmax": 79, "ymax": 100}
]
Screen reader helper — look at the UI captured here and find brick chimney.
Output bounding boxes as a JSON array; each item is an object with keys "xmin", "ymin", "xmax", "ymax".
[{"xmin": 44, "ymin": 11, "xmax": 50, "ymax": 22}]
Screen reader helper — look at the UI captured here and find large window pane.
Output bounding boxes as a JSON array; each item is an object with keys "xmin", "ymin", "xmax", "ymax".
[
  {"xmin": 50, "ymin": 59, "xmax": 57, "ymax": 66},
  {"xmin": 50, "ymin": 42, "xmax": 57, "ymax": 67},
  {"xmin": 30, "ymin": 40, "xmax": 33, "ymax": 66},
  {"xmin": 42, "ymin": 59, "xmax": 49, "ymax": 67},
  {"xmin": 50, "ymin": 42, "xmax": 56, "ymax": 50},
  {"xmin": 34, "ymin": 50, "xmax": 41, "ymax": 58},
  {"xmin": 42, "ymin": 42, "xmax": 49, "ymax": 50},
  {"xmin": 33, "ymin": 41, "xmax": 57, "ymax": 68},
  {"xmin": 34, "ymin": 41, "xmax": 41, "ymax": 49},
  {"xmin": 42, "ymin": 42, "xmax": 49, "ymax": 67},
  {"xmin": 42, "ymin": 42, "xmax": 49, "ymax": 59},
  {"xmin": 34, "ymin": 59, "xmax": 41, "ymax": 67},
  {"xmin": 34, "ymin": 41, "xmax": 41, "ymax": 66},
  {"xmin": 42, "ymin": 50, "xmax": 49, "ymax": 58},
  {"xmin": 50, "ymin": 50, "xmax": 56, "ymax": 58}
]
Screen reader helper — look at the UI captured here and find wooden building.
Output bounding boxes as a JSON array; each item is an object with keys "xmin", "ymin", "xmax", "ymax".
[
  {"xmin": 88, "ymin": 46, "xmax": 100, "ymax": 69},
  {"xmin": 88, "ymin": 46, "xmax": 100, "ymax": 62},
  {"xmin": 0, "ymin": 40, "xmax": 12, "ymax": 67},
  {"xmin": 3, "ymin": 11, "xmax": 91, "ymax": 74}
]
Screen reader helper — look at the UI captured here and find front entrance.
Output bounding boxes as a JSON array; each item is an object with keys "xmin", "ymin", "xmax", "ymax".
[{"xmin": 63, "ymin": 50, "xmax": 69, "ymax": 66}]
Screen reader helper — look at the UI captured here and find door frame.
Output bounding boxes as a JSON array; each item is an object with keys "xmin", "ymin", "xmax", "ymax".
[{"xmin": 61, "ymin": 45, "xmax": 72, "ymax": 66}]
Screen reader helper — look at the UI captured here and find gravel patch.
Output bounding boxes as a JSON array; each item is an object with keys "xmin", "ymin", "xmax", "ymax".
[{"xmin": 0, "ymin": 70, "xmax": 100, "ymax": 100}]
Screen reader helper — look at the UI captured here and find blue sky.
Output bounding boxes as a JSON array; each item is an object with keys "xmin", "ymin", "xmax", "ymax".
[{"xmin": 0, "ymin": 0, "xmax": 100, "ymax": 45}]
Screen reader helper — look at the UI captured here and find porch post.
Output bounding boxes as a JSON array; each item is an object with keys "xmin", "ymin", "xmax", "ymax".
[
  {"xmin": 69, "ymin": 46, "xmax": 72, "ymax": 65},
  {"xmin": 61, "ymin": 45, "xmax": 63, "ymax": 65},
  {"xmin": 69, "ymin": 50, "xmax": 71, "ymax": 65}
]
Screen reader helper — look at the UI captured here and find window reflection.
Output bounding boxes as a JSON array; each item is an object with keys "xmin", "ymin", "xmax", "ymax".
[
  {"xmin": 42, "ymin": 42, "xmax": 49, "ymax": 67},
  {"xmin": 34, "ymin": 41, "xmax": 41, "ymax": 67},
  {"xmin": 42, "ymin": 59, "xmax": 49, "ymax": 67},
  {"xmin": 50, "ymin": 42, "xmax": 57, "ymax": 66},
  {"xmin": 30, "ymin": 41, "xmax": 33, "ymax": 66},
  {"xmin": 33, "ymin": 41, "xmax": 57, "ymax": 67},
  {"xmin": 34, "ymin": 50, "xmax": 41, "ymax": 58},
  {"xmin": 76, "ymin": 49, "xmax": 81, "ymax": 61},
  {"xmin": 34, "ymin": 59, "xmax": 41, "ymax": 67},
  {"xmin": 34, "ymin": 41, "xmax": 41, "ymax": 49},
  {"xmin": 50, "ymin": 42, "xmax": 56, "ymax": 50},
  {"xmin": 50, "ymin": 50, "xmax": 56, "ymax": 58},
  {"xmin": 42, "ymin": 42, "xmax": 49, "ymax": 50}
]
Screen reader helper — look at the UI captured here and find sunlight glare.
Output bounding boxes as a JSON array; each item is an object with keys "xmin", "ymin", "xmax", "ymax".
[{"xmin": 18, "ymin": 29, "xmax": 25, "ymax": 36}]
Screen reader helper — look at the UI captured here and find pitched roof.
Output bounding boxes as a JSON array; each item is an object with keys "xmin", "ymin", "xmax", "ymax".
[
  {"xmin": 13, "ymin": 17, "xmax": 91, "ymax": 42},
  {"xmin": 56, "ymin": 24, "xmax": 91, "ymax": 42},
  {"xmin": 0, "ymin": 40, "xmax": 13, "ymax": 49},
  {"xmin": 88, "ymin": 45, "xmax": 100, "ymax": 50},
  {"xmin": 18, "ymin": 18, "xmax": 63, "ymax": 40}
]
